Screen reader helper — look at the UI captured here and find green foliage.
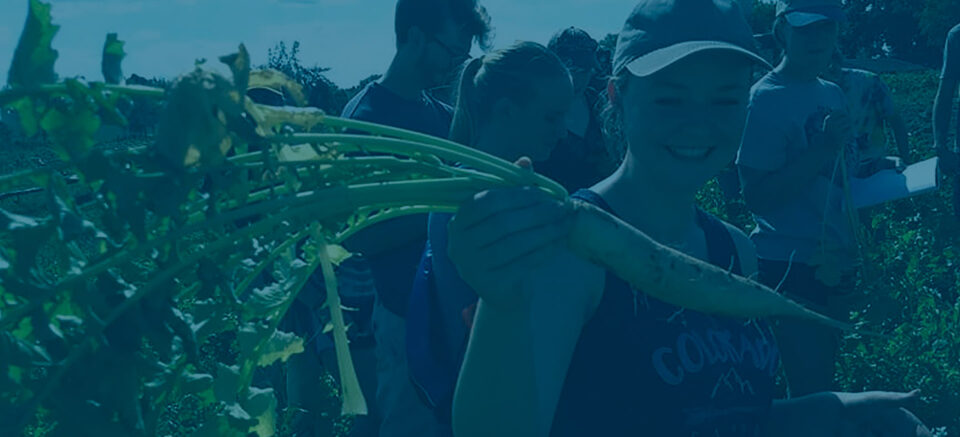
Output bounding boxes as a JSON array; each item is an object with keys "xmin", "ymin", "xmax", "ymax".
[
  {"xmin": 0, "ymin": 3, "xmax": 559, "ymax": 436},
  {"xmin": 4, "ymin": 1, "xmax": 959, "ymax": 436},
  {"xmin": 265, "ymin": 41, "xmax": 348, "ymax": 114},
  {"xmin": 7, "ymin": 0, "xmax": 59, "ymax": 87},
  {"xmin": 841, "ymin": 0, "xmax": 960, "ymax": 65},
  {"xmin": 102, "ymin": 33, "xmax": 125, "ymax": 85},
  {"xmin": 834, "ymin": 70, "xmax": 960, "ymax": 435}
]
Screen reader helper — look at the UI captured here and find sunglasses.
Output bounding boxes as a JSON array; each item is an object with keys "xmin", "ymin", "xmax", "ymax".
[{"xmin": 426, "ymin": 33, "xmax": 470, "ymax": 61}]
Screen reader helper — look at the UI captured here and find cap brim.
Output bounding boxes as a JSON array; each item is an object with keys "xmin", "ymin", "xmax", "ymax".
[
  {"xmin": 784, "ymin": 11, "xmax": 831, "ymax": 27},
  {"xmin": 783, "ymin": 6, "xmax": 846, "ymax": 27},
  {"xmin": 623, "ymin": 41, "xmax": 772, "ymax": 78}
]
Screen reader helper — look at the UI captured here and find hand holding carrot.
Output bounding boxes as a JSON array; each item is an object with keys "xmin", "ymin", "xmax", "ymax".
[{"xmin": 447, "ymin": 185, "xmax": 574, "ymax": 312}]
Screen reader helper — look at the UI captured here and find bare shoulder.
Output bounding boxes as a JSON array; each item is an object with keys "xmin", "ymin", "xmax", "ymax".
[{"xmin": 720, "ymin": 221, "xmax": 759, "ymax": 279}]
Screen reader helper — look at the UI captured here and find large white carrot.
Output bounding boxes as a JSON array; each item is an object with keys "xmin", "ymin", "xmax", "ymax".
[{"xmin": 566, "ymin": 199, "xmax": 853, "ymax": 330}]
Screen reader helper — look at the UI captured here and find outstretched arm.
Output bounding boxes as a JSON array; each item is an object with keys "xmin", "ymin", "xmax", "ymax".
[
  {"xmin": 447, "ymin": 188, "xmax": 604, "ymax": 437},
  {"xmin": 934, "ymin": 27, "xmax": 960, "ymax": 172},
  {"xmin": 765, "ymin": 390, "xmax": 930, "ymax": 437}
]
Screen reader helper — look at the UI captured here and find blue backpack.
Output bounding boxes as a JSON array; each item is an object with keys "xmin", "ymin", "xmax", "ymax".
[{"xmin": 406, "ymin": 239, "xmax": 473, "ymax": 427}]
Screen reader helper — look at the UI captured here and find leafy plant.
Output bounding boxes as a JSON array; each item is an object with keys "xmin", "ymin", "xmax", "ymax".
[
  {"xmin": 0, "ymin": 3, "xmax": 561, "ymax": 435},
  {"xmin": 4, "ymin": 2, "xmax": 945, "ymax": 437}
]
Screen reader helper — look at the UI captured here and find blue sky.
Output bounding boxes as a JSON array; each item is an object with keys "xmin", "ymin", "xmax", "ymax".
[{"xmin": 0, "ymin": 0, "xmax": 638, "ymax": 89}]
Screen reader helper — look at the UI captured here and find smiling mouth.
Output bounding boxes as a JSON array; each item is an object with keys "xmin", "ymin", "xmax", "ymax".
[{"xmin": 665, "ymin": 145, "xmax": 714, "ymax": 160}]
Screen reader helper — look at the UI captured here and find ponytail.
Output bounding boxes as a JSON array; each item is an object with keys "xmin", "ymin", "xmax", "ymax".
[
  {"xmin": 600, "ymin": 73, "xmax": 629, "ymax": 167},
  {"xmin": 449, "ymin": 56, "xmax": 485, "ymax": 146}
]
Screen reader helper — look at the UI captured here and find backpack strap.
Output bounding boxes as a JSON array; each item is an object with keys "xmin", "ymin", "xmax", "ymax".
[
  {"xmin": 571, "ymin": 189, "xmax": 614, "ymax": 213},
  {"xmin": 695, "ymin": 209, "xmax": 743, "ymax": 276},
  {"xmin": 406, "ymin": 240, "xmax": 457, "ymax": 418}
]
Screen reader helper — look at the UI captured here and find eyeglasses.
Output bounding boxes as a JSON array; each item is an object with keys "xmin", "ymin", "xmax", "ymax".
[{"xmin": 426, "ymin": 33, "xmax": 471, "ymax": 61}]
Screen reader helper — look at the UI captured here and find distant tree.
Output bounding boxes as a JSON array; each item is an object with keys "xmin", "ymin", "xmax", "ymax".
[
  {"xmin": 918, "ymin": 0, "xmax": 960, "ymax": 66},
  {"xmin": 599, "ymin": 33, "xmax": 617, "ymax": 56},
  {"xmin": 841, "ymin": 0, "xmax": 959, "ymax": 66},
  {"xmin": 126, "ymin": 73, "xmax": 169, "ymax": 89},
  {"xmin": 266, "ymin": 41, "xmax": 348, "ymax": 114},
  {"xmin": 344, "ymin": 73, "xmax": 382, "ymax": 100}
]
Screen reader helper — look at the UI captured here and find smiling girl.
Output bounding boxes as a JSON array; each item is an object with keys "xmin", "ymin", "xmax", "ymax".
[{"xmin": 444, "ymin": 0, "xmax": 930, "ymax": 436}]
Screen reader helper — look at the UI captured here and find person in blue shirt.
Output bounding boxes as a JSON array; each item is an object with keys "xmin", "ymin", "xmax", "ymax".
[
  {"xmin": 737, "ymin": 0, "xmax": 858, "ymax": 397},
  {"xmin": 338, "ymin": 1, "xmax": 490, "ymax": 436},
  {"xmin": 445, "ymin": 0, "xmax": 930, "ymax": 436},
  {"xmin": 406, "ymin": 41, "xmax": 573, "ymax": 433}
]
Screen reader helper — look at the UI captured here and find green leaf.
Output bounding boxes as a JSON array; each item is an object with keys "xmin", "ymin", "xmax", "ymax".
[
  {"xmin": 0, "ymin": 331, "xmax": 51, "ymax": 366},
  {"xmin": 101, "ymin": 33, "xmax": 124, "ymax": 84},
  {"xmin": 236, "ymin": 322, "xmax": 272, "ymax": 362},
  {"xmin": 154, "ymin": 68, "xmax": 240, "ymax": 169},
  {"xmin": 223, "ymin": 402, "xmax": 257, "ymax": 429},
  {"xmin": 245, "ymin": 282, "xmax": 289, "ymax": 315},
  {"xmin": 242, "ymin": 387, "xmax": 277, "ymax": 437},
  {"xmin": 86, "ymin": 82, "xmax": 127, "ymax": 126},
  {"xmin": 325, "ymin": 244, "xmax": 352, "ymax": 266},
  {"xmin": 188, "ymin": 299, "xmax": 232, "ymax": 340},
  {"xmin": 8, "ymin": 0, "xmax": 59, "ymax": 86},
  {"xmin": 254, "ymin": 329, "xmax": 303, "ymax": 367},
  {"xmin": 8, "ymin": 97, "xmax": 40, "ymax": 137},
  {"xmin": 219, "ymin": 44, "xmax": 250, "ymax": 96},
  {"xmin": 38, "ymin": 80, "xmax": 102, "ymax": 160},
  {"xmin": 213, "ymin": 364, "xmax": 241, "ymax": 404},
  {"xmin": 181, "ymin": 372, "xmax": 215, "ymax": 402},
  {"xmin": 0, "ymin": 208, "xmax": 55, "ymax": 281}
]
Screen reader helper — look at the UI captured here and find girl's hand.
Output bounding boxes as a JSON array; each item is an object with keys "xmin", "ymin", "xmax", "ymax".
[
  {"xmin": 447, "ymin": 165, "xmax": 573, "ymax": 311},
  {"xmin": 821, "ymin": 111, "xmax": 852, "ymax": 152},
  {"xmin": 880, "ymin": 156, "xmax": 907, "ymax": 173},
  {"xmin": 835, "ymin": 390, "xmax": 931, "ymax": 437}
]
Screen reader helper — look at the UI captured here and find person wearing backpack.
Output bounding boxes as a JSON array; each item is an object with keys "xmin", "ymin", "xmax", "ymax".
[
  {"xmin": 406, "ymin": 41, "xmax": 574, "ymax": 435},
  {"xmin": 446, "ymin": 0, "xmax": 930, "ymax": 435}
]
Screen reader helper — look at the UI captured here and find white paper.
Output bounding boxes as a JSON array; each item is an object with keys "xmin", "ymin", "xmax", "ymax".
[{"xmin": 849, "ymin": 157, "xmax": 940, "ymax": 209}]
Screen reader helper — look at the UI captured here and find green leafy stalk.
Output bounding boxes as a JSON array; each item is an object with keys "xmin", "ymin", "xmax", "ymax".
[
  {"xmin": 317, "ymin": 234, "xmax": 367, "ymax": 416},
  {"xmin": 8, "ymin": 0, "xmax": 59, "ymax": 87},
  {"xmin": 101, "ymin": 33, "xmax": 125, "ymax": 84}
]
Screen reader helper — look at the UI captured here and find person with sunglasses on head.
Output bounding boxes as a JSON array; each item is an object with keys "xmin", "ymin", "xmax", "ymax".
[
  {"xmin": 443, "ymin": 1, "xmax": 930, "ymax": 436},
  {"xmin": 536, "ymin": 27, "xmax": 620, "ymax": 191},
  {"xmin": 338, "ymin": 1, "xmax": 490, "ymax": 436},
  {"xmin": 738, "ymin": 0, "xmax": 863, "ymax": 398},
  {"xmin": 933, "ymin": 23, "xmax": 960, "ymax": 215}
]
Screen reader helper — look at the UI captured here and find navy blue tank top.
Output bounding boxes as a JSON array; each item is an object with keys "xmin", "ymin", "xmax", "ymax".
[{"xmin": 551, "ymin": 190, "xmax": 779, "ymax": 437}]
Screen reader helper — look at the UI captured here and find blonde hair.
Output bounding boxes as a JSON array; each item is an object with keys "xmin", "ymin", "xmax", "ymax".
[{"xmin": 449, "ymin": 41, "xmax": 569, "ymax": 146}]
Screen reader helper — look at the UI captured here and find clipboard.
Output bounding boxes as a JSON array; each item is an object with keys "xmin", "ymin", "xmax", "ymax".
[{"xmin": 849, "ymin": 157, "xmax": 940, "ymax": 209}]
